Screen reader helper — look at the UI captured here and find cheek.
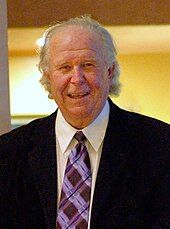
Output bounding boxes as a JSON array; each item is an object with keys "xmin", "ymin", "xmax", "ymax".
[
  {"xmin": 88, "ymin": 71, "xmax": 103, "ymax": 88},
  {"xmin": 49, "ymin": 73, "xmax": 70, "ymax": 92},
  {"xmin": 91, "ymin": 72, "xmax": 109, "ymax": 91}
]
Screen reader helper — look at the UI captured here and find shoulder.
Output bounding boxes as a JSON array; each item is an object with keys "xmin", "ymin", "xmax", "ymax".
[
  {"xmin": 123, "ymin": 109, "xmax": 169, "ymax": 150},
  {"xmin": 109, "ymin": 100, "xmax": 169, "ymax": 134},
  {"xmin": 108, "ymin": 100, "xmax": 169, "ymax": 153},
  {"xmin": 0, "ymin": 111, "xmax": 57, "ymax": 160},
  {"xmin": 122, "ymin": 108, "xmax": 169, "ymax": 139}
]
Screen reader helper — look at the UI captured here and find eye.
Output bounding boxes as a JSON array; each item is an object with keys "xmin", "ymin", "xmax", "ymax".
[
  {"xmin": 82, "ymin": 62, "xmax": 95, "ymax": 69},
  {"xmin": 58, "ymin": 65, "xmax": 72, "ymax": 72}
]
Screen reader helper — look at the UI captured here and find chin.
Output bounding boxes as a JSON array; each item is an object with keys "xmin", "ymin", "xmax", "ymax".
[
  {"xmin": 69, "ymin": 107, "xmax": 91, "ymax": 117},
  {"xmin": 71, "ymin": 109, "xmax": 89, "ymax": 116}
]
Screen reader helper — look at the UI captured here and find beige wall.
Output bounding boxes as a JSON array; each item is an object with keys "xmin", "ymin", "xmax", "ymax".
[
  {"xmin": 9, "ymin": 53, "xmax": 170, "ymax": 124},
  {"xmin": 113, "ymin": 53, "xmax": 170, "ymax": 123}
]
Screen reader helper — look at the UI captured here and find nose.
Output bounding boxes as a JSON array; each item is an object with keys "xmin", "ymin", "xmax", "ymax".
[{"xmin": 70, "ymin": 66, "xmax": 85, "ymax": 84}]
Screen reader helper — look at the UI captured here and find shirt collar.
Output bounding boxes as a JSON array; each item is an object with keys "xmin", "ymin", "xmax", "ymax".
[
  {"xmin": 83, "ymin": 100, "xmax": 110, "ymax": 151},
  {"xmin": 55, "ymin": 100, "xmax": 110, "ymax": 153}
]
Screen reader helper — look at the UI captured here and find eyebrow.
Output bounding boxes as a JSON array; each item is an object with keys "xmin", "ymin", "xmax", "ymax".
[{"xmin": 54, "ymin": 57, "xmax": 97, "ymax": 65}]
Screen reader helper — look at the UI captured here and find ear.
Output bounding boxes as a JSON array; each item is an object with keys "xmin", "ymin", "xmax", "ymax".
[{"xmin": 107, "ymin": 64, "xmax": 115, "ymax": 82}]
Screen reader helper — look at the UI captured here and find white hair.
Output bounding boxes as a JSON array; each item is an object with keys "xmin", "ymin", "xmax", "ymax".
[{"xmin": 37, "ymin": 15, "xmax": 121, "ymax": 99}]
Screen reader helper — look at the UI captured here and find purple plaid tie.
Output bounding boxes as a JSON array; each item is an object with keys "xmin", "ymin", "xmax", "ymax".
[{"xmin": 57, "ymin": 131, "xmax": 92, "ymax": 229}]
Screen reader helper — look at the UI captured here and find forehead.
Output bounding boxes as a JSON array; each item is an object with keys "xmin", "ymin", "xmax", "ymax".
[{"xmin": 49, "ymin": 25, "xmax": 104, "ymax": 56}]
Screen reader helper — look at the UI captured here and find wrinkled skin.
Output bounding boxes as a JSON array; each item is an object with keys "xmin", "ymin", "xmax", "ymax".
[{"xmin": 46, "ymin": 25, "xmax": 114, "ymax": 129}]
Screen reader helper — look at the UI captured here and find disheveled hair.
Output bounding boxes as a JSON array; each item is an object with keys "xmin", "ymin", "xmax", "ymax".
[{"xmin": 37, "ymin": 15, "xmax": 121, "ymax": 99}]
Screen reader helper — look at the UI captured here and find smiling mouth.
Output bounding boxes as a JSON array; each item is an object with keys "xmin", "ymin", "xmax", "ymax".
[{"xmin": 68, "ymin": 92, "xmax": 90, "ymax": 99}]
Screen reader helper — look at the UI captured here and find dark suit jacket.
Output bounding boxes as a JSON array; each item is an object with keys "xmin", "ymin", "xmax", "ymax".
[{"xmin": 0, "ymin": 100, "xmax": 169, "ymax": 228}]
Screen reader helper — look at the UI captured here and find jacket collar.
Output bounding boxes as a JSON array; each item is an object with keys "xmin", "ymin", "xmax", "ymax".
[{"xmin": 90, "ymin": 99, "xmax": 130, "ymax": 228}]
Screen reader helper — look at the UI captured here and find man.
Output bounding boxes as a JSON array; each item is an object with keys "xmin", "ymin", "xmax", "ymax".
[{"xmin": 0, "ymin": 16, "xmax": 169, "ymax": 228}]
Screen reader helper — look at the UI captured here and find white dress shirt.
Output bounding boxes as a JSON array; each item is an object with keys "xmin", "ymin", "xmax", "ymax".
[{"xmin": 55, "ymin": 100, "xmax": 110, "ymax": 228}]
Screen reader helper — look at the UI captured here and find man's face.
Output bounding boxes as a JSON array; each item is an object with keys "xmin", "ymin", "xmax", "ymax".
[{"xmin": 47, "ymin": 26, "xmax": 113, "ymax": 128}]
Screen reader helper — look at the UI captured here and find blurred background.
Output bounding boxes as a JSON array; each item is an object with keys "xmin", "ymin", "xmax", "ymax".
[{"xmin": 0, "ymin": 0, "xmax": 170, "ymax": 134}]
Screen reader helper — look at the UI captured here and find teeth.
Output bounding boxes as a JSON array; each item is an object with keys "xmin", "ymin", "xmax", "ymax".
[{"xmin": 69, "ymin": 92, "xmax": 88, "ymax": 98}]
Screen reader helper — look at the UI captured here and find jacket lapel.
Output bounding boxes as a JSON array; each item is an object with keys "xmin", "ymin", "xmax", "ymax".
[
  {"xmin": 28, "ymin": 100, "xmax": 131, "ymax": 227},
  {"xmin": 90, "ymin": 100, "xmax": 130, "ymax": 228},
  {"xmin": 28, "ymin": 112, "xmax": 57, "ymax": 228}
]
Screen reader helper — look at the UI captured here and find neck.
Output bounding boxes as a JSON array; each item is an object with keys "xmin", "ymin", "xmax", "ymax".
[{"xmin": 63, "ymin": 115, "xmax": 93, "ymax": 129}]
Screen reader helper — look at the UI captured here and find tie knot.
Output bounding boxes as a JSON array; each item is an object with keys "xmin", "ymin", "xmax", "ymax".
[{"xmin": 74, "ymin": 131, "xmax": 86, "ymax": 143}]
